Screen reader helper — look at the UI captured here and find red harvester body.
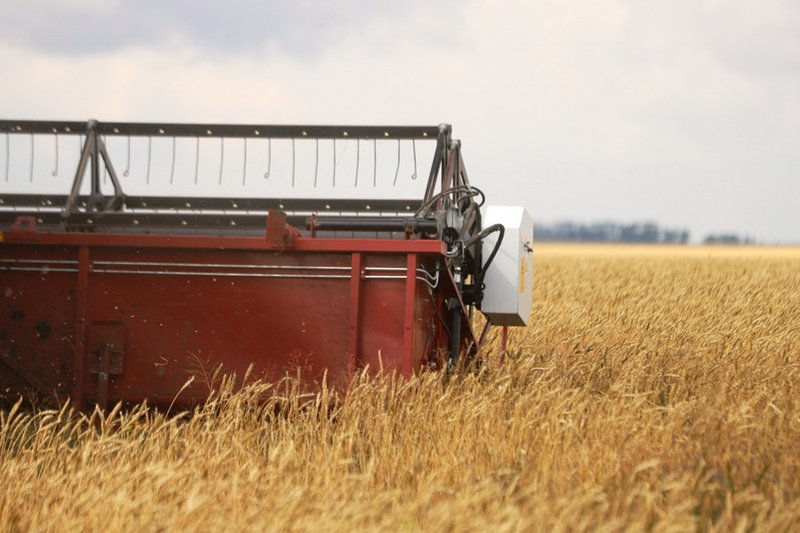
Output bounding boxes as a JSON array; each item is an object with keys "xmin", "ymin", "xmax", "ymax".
[{"xmin": 0, "ymin": 120, "xmax": 507, "ymax": 410}]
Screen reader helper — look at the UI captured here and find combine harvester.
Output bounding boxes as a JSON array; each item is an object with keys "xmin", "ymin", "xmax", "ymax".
[{"xmin": 0, "ymin": 119, "xmax": 532, "ymax": 410}]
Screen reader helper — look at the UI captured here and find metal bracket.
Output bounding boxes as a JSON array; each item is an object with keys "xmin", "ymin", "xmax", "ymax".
[
  {"xmin": 10, "ymin": 215, "xmax": 38, "ymax": 234},
  {"xmin": 265, "ymin": 209, "xmax": 299, "ymax": 247},
  {"xmin": 87, "ymin": 322, "xmax": 126, "ymax": 409},
  {"xmin": 63, "ymin": 119, "xmax": 126, "ymax": 220}
]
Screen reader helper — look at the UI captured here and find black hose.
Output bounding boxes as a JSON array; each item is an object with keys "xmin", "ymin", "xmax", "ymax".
[
  {"xmin": 415, "ymin": 185, "xmax": 485, "ymax": 217},
  {"xmin": 464, "ymin": 223, "xmax": 504, "ymax": 289}
]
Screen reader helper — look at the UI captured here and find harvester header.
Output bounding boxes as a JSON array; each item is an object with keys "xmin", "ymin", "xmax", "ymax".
[{"xmin": 0, "ymin": 119, "xmax": 532, "ymax": 409}]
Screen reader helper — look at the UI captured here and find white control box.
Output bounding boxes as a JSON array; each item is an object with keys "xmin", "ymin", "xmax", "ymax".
[{"xmin": 480, "ymin": 206, "xmax": 533, "ymax": 326}]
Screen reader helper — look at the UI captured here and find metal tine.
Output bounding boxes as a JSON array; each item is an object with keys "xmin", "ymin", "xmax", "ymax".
[
  {"xmin": 124, "ymin": 136, "xmax": 131, "ymax": 177},
  {"xmin": 291, "ymin": 138, "xmax": 296, "ymax": 187},
  {"xmin": 354, "ymin": 139, "xmax": 360, "ymax": 187},
  {"xmin": 170, "ymin": 137, "xmax": 177, "ymax": 185},
  {"xmin": 242, "ymin": 137, "xmax": 247, "ymax": 186},
  {"xmin": 194, "ymin": 137, "xmax": 200, "ymax": 185},
  {"xmin": 313, "ymin": 138, "xmax": 319, "ymax": 187},
  {"xmin": 218, "ymin": 137, "xmax": 225, "ymax": 185},
  {"xmin": 96, "ymin": 135, "xmax": 124, "ymax": 201},
  {"xmin": 52, "ymin": 130, "xmax": 59, "ymax": 177},
  {"xmin": 412, "ymin": 139, "xmax": 417, "ymax": 180},
  {"xmin": 29, "ymin": 134, "xmax": 34, "ymax": 183},
  {"xmin": 332, "ymin": 138, "xmax": 336, "ymax": 187},
  {"xmin": 392, "ymin": 139, "xmax": 401, "ymax": 186},
  {"xmin": 102, "ymin": 135, "xmax": 107, "ymax": 184},
  {"xmin": 3, "ymin": 132, "xmax": 8, "ymax": 182},
  {"xmin": 373, "ymin": 139, "xmax": 377, "ymax": 187},
  {"xmin": 263, "ymin": 138, "xmax": 271, "ymax": 179},
  {"xmin": 146, "ymin": 136, "xmax": 152, "ymax": 184}
]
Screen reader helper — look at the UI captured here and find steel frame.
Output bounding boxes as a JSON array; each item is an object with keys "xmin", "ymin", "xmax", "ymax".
[
  {"xmin": 0, "ymin": 118, "xmax": 490, "ymax": 409},
  {"xmin": 1, "ymin": 229, "xmax": 474, "ymax": 409}
]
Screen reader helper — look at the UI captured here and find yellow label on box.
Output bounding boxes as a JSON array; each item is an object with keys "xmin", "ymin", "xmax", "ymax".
[{"xmin": 519, "ymin": 256, "xmax": 527, "ymax": 293}]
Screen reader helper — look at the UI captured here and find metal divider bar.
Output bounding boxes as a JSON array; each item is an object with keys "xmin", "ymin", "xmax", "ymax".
[
  {"xmin": 92, "ymin": 261, "xmax": 350, "ymax": 270},
  {"xmin": 89, "ymin": 269, "xmax": 352, "ymax": 279},
  {"xmin": 0, "ymin": 266, "xmax": 80, "ymax": 273},
  {"xmin": 0, "ymin": 259, "xmax": 79, "ymax": 264}
]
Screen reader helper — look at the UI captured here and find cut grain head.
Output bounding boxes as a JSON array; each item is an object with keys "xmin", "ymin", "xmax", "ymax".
[{"xmin": 1, "ymin": 246, "xmax": 799, "ymax": 531}]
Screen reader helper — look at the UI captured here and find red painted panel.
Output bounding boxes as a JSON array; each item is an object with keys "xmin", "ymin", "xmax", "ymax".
[
  {"xmin": 82, "ymin": 247, "xmax": 353, "ymax": 404},
  {"xmin": 0, "ymin": 245, "xmax": 77, "ymax": 404},
  {"xmin": 1, "ymin": 232, "xmax": 474, "ymax": 409}
]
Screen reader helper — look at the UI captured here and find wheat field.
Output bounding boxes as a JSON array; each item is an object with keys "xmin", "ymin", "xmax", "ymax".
[{"xmin": 1, "ymin": 244, "xmax": 799, "ymax": 532}]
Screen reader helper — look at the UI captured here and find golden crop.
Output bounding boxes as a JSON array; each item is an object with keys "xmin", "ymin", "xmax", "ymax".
[{"xmin": 1, "ymin": 244, "xmax": 798, "ymax": 532}]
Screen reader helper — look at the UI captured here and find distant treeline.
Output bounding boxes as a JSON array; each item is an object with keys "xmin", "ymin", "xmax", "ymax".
[
  {"xmin": 536, "ymin": 222, "xmax": 690, "ymax": 243},
  {"xmin": 702, "ymin": 234, "xmax": 756, "ymax": 245}
]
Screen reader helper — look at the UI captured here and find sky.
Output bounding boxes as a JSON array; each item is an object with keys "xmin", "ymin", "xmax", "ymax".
[{"xmin": 0, "ymin": 0, "xmax": 798, "ymax": 243}]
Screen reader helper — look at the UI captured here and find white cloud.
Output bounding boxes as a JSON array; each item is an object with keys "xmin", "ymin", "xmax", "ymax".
[{"xmin": 1, "ymin": 0, "xmax": 798, "ymax": 242}]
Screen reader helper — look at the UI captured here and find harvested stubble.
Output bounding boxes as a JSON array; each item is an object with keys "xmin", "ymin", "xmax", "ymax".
[{"xmin": 1, "ymin": 244, "xmax": 799, "ymax": 532}]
